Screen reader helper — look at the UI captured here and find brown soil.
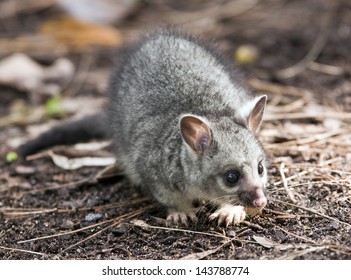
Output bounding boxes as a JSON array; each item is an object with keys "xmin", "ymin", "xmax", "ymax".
[{"xmin": 0, "ymin": 0, "xmax": 350, "ymax": 260}]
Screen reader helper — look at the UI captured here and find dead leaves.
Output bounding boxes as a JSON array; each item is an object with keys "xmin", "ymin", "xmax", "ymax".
[
  {"xmin": 21, "ymin": 142, "xmax": 116, "ymax": 171},
  {"xmin": 39, "ymin": 16, "xmax": 122, "ymax": 51},
  {"xmin": 0, "ymin": 19, "xmax": 122, "ymax": 56},
  {"xmin": 47, "ymin": 151, "xmax": 115, "ymax": 170},
  {"xmin": 249, "ymin": 78, "xmax": 351, "ymax": 168},
  {"xmin": 180, "ymin": 247, "xmax": 223, "ymax": 260},
  {"xmin": 252, "ymin": 235, "xmax": 330, "ymax": 259},
  {"xmin": 56, "ymin": 0, "xmax": 140, "ymax": 24},
  {"xmin": 0, "ymin": 53, "xmax": 74, "ymax": 96},
  {"xmin": 253, "ymin": 236, "xmax": 275, "ymax": 248}
]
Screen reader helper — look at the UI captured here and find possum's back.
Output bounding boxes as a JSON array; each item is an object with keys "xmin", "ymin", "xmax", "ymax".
[
  {"xmin": 107, "ymin": 32, "xmax": 249, "ymax": 176},
  {"xmin": 109, "ymin": 33, "xmax": 248, "ymax": 131}
]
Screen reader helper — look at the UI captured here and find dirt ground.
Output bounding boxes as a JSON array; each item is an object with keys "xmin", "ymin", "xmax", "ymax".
[{"xmin": 0, "ymin": 0, "xmax": 350, "ymax": 260}]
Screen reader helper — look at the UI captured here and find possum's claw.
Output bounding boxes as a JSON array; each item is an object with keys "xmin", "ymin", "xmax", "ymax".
[
  {"xmin": 209, "ymin": 205, "xmax": 246, "ymax": 226},
  {"xmin": 166, "ymin": 211, "xmax": 197, "ymax": 226}
]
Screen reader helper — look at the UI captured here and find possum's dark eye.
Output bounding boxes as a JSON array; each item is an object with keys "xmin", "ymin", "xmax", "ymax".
[
  {"xmin": 258, "ymin": 162, "xmax": 264, "ymax": 175},
  {"xmin": 224, "ymin": 170, "xmax": 240, "ymax": 185}
]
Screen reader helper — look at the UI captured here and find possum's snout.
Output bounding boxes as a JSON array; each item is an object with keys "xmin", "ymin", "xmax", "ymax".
[
  {"xmin": 252, "ymin": 188, "xmax": 267, "ymax": 208},
  {"xmin": 238, "ymin": 187, "xmax": 267, "ymax": 208}
]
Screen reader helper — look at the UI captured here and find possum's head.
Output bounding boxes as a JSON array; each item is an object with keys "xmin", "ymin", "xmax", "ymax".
[{"xmin": 179, "ymin": 95, "xmax": 268, "ymax": 209}]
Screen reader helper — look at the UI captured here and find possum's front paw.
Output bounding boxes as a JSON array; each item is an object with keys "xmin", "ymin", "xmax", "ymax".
[
  {"xmin": 166, "ymin": 211, "xmax": 197, "ymax": 226},
  {"xmin": 209, "ymin": 205, "xmax": 246, "ymax": 226}
]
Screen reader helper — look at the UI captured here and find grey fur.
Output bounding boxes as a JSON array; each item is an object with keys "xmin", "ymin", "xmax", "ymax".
[
  {"xmin": 107, "ymin": 30, "xmax": 268, "ymax": 218},
  {"xmin": 19, "ymin": 30, "xmax": 268, "ymax": 223}
]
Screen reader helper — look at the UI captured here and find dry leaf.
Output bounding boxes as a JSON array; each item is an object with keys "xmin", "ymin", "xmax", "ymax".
[
  {"xmin": 0, "ymin": 53, "xmax": 43, "ymax": 89},
  {"xmin": 39, "ymin": 16, "xmax": 122, "ymax": 51},
  {"xmin": 180, "ymin": 247, "xmax": 222, "ymax": 260},
  {"xmin": 253, "ymin": 235, "xmax": 275, "ymax": 248},
  {"xmin": 245, "ymin": 207, "xmax": 263, "ymax": 217},
  {"xmin": 74, "ymin": 141, "xmax": 111, "ymax": 151},
  {"xmin": 0, "ymin": 53, "xmax": 74, "ymax": 95},
  {"xmin": 15, "ymin": 165, "xmax": 36, "ymax": 175},
  {"xmin": 56, "ymin": 0, "xmax": 140, "ymax": 24},
  {"xmin": 48, "ymin": 151, "xmax": 115, "ymax": 170},
  {"xmin": 131, "ymin": 219, "xmax": 150, "ymax": 228}
]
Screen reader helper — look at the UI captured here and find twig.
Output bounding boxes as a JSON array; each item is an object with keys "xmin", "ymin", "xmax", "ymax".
[
  {"xmin": 132, "ymin": 221, "xmax": 263, "ymax": 251},
  {"xmin": 279, "ymin": 162, "xmax": 297, "ymax": 203},
  {"xmin": 247, "ymin": 78, "xmax": 313, "ymax": 98},
  {"xmin": 266, "ymin": 213, "xmax": 311, "ymax": 220},
  {"xmin": 0, "ymin": 245, "xmax": 47, "ymax": 257},
  {"xmin": 276, "ymin": 246, "xmax": 327, "ymax": 260},
  {"xmin": 271, "ymin": 199, "xmax": 351, "ymax": 228},
  {"xmin": 271, "ymin": 224, "xmax": 351, "ymax": 256},
  {"xmin": 265, "ymin": 128, "xmax": 350, "ymax": 149},
  {"xmin": 64, "ymin": 53, "xmax": 94, "ymax": 97},
  {"xmin": 267, "ymin": 97, "xmax": 306, "ymax": 113},
  {"xmin": 291, "ymin": 157, "xmax": 344, "ymax": 168},
  {"xmin": 58, "ymin": 205, "xmax": 155, "ymax": 254},
  {"xmin": 272, "ymin": 168, "xmax": 314, "ymax": 186},
  {"xmin": 1, "ymin": 197, "xmax": 151, "ymax": 218},
  {"xmin": 252, "ymin": 220, "xmax": 350, "ymax": 256},
  {"xmin": 59, "ymin": 221, "xmax": 119, "ymax": 254},
  {"xmin": 17, "ymin": 204, "xmax": 156, "ymax": 244},
  {"xmin": 25, "ymin": 150, "xmax": 51, "ymax": 161},
  {"xmin": 131, "ymin": 222, "xmax": 225, "ymax": 239},
  {"xmin": 276, "ymin": 7, "xmax": 336, "ymax": 79},
  {"xmin": 271, "ymin": 223, "xmax": 318, "ymax": 244},
  {"xmin": 2, "ymin": 208, "xmax": 58, "ymax": 217},
  {"xmin": 264, "ymin": 112, "xmax": 351, "ymax": 121},
  {"xmin": 0, "ymin": 177, "xmax": 94, "ymax": 199},
  {"xmin": 164, "ymin": 0, "xmax": 261, "ymax": 25},
  {"xmin": 180, "ymin": 236, "xmax": 237, "ymax": 260},
  {"xmin": 242, "ymin": 221, "xmax": 263, "ymax": 230},
  {"xmin": 309, "ymin": 62, "xmax": 344, "ymax": 76},
  {"xmin": 18, "ymin": 217, "xmax": 117, "ymax": 244}
]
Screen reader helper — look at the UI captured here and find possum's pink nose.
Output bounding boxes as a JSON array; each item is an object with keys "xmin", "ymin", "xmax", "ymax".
[{"xmin": 253, "ymin": 188, "xmax": 267, "ymax": 208}]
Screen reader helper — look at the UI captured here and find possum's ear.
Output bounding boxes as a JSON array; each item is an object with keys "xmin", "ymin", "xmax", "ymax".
[
  {"xmin": 240, "ymin": 95, "xmax": 267, "ymax": 133},
  {"xmin": 180, "ymin": 115, "xmax": 212, "ymax": 155}
]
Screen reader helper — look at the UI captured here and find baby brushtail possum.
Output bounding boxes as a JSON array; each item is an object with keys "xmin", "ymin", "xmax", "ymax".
[{"xmin": 19, "ymin": 30, "xmax": 268, "ymax": 226}]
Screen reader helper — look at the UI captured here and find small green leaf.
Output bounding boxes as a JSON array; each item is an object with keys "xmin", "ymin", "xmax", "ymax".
[
  {"xmin": 303, "ymin": 225, "xmax": 311, "ymax": 230},
  {"xmin": 45, "ymin": 95, "xmax": 64, "ymax": 118},
  {"xmin": 6, "ymin": 151, "xmax": 18, "ymax": 162}
]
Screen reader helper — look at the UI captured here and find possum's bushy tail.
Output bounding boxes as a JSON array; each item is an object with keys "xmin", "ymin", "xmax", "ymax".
[{"xmin": 18, "ymin": 112, "xmax": 108, "ymax": 159}]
